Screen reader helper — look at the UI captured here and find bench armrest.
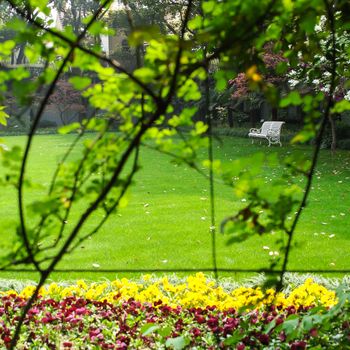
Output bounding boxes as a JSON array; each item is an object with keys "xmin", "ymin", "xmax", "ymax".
[{"xmin": 249, "ymin": 128, "xmax": 261, "ymax": 133}]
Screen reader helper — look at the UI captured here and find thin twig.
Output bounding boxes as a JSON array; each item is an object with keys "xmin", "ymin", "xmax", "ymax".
[
  {"xmin": 48, "ymin": 125, "xmax": 87, "ymax": 195},
  {"xmin": 67, "ymin": 145, "xmax": 140, "ymax": 253},
  {"xmin": 141, "ymin": 141, "xmax": 209, "ymax": 179},
  {"xmin": 28, "ymin": 0, "xmax": 193, "ymax": 288},
  {"xmin": 5, "ymin": 0, "xmax": 160, "ymax": 104},
  {"xmin": 205, "ymin": 57, "xmax": 218, "ymax": 281},
  {"xmin": 277, "ymin": 0, "xmax": 337, "ymax": 290},
  {"xmin": 9, "ymin": 1, "xmax": 114, "ymax": 347}
]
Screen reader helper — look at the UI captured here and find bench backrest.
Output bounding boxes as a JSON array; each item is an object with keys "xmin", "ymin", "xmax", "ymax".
[{"xmin": 261, "ymin": 121, "xmax": 284, "ymax": 135}]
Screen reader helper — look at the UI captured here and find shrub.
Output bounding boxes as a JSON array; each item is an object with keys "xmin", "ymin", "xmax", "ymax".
[
  {"xmin": 38, "ymin": 120, "xmax": 57, "ymax": 128},
  {"xmin": 338, "ymin": 139, "xmax": 350, "ymax": 150}
]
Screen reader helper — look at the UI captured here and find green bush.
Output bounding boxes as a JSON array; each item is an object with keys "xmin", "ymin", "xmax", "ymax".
[
  {"xmin": 213, "ymin": 126, "xmax": 295, "ymax": 142},
  {"xmin": 336, "ymin": 120, "xmax": 350, "ymax": 140},
  {"xmin": 38, "ymin": 120, "xmax": 57, "ymax": 128},
  {"xmin": 338, "ymin": 139, "xmax": 350, "ymax": 150}
]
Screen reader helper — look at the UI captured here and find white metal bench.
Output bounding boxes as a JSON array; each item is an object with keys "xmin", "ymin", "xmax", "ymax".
[{"xmin": 248, "ymin": 121, "xmax": 285, "ymax": 147}]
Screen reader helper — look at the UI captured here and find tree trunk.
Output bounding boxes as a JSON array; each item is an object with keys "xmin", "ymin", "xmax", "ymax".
[
  {"xmin": 16, "ymin": 44, "xmax": 26, "ymax": 64},
  {"xmin": 271, "ymin": 106, "xmax": 278, "ymax": 121},
  {"xmin": 227, "ymin": 108, "xmax": 234, "ymax": 128},
  {"xmin": 329, "ymin": 115, "xmax": 337, "ymax": 153},
  {"xmin": 250, "ymin": 108, "xmax": 259, "ymax": 127}
]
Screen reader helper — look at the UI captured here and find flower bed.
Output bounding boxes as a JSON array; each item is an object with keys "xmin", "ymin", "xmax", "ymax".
[{"xmin": 0, "ymin": 274, "xmax": 349, "ymax": 349}]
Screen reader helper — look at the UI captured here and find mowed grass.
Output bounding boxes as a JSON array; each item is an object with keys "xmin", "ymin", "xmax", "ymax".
[{"xmin": 0, "ymin": 134, "xmax": 349, "ymax": 282}]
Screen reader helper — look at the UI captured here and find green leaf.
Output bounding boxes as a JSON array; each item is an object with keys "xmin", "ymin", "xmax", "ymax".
[
  {"xmin": 282, "ymin": 317, "xmax": 299, "ymax": 336},
  {"xmin": 276, "ymin": 61, "xmax": 288, "ymax": 74},
  {"xmin": 264, "ymin": 85, "xmax": 279, "ymax": 106},
  {"xmin": 266, "ymin": 22, "xmax": 282, "ymax": 40},
  {"xmin": 165, "ymin": 336, "xmax": 190, "ymax": 350},
  {"xmin": 141, "ymin": 323, "xmax": 159, "ymax": 336},
  {"xmin": 58, "ymin": 122, "xmax": 81, "ymax": 134},
  {"xmin": 188, "ymin": 16, "xmax": 203, "ymax": 30},
  {"xmin": 0, "ymin": 107, "xmax": 10, "ymax": 126},
  {"xmin": 28, "ymin": 198, "xmax": 60, "ymax": 215},
  {"xmin": 29, "ymin": 0, "xmax": 50, "ymax": 14},
  {"xmin": 301, "ymin": 315, "xmax": 322, "ymax": 331},
  {"xmin": 157, "ymin": 326, "xmax": 172, "ymax": 337},
  {"xmin": 129, "ymin": 26, "xmax": 160, "ymax": 47},
  {"xmin": 331, "ymin": 100, "xmax": 350, "ymax": 114},
  {"xmin": 88, "ymin": 21, "xmax": 105, "ymax": 36},
  {"xmin": 300, "ymin": 12, "xmax": 317, "ymax": 34},
  {"xmin": 291, "ymin": 129, "xmax": 315, "ymax": 144},
  {"xmin": 134, "ymin": 67, "xmax": 156, "ymax": 83},
  {"xmin": 177, "ymin": 79, "xmax": 201, "ymax": 101},
  {"xmin": 9, "ymin": 67, "xmax": 30, "ymax": 81},
  {"xmin": 13, "ymin": 80, "xmax": 39, "ymax": 104},
  {"xmin": 0, "ymin": 40, "xmax": 16, "ymax": 56},
  {"xmin": 264, "ymin": 319, "xmax": 276, "ymax": 334},
  {"xmin": 223, "ymin": 330, "xmax": 242, "ymax": 345},
  {"xmin": 0, "ymin": 138, "xmax": 7, "ymax": 151},
  {"xmin": 202, "ymin": 1, "xmax": 216, "ymax": 13},
  {"xmin": 69, "ymin": 77, "xmax": 92, "ymax": 90},
  {"xmin": 282, "ymin": 0, "xmax": 293, "ymax": 10},
  {"xmin": 193, "ymin": 121, "xmax": 208, "ymax": 135},
  {"xmin": 214, "ymin": 70, "xmax": 230, "ymax": 91},
  {"xmin": 280, "ymin": 91, "xmax": 303, "ymax": 107}
]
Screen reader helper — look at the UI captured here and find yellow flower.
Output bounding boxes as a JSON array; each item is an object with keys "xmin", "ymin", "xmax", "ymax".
[
  {"xmin": 246, "ymin": 65, "xmax": 262, "ymax": 82},
  {"xmin": 77, "ymin": 280, "xmax": 88, "ymax": 290},
  {"xmin": 10, "ymin": 275, "xmax": 338, "ymax": 311},
  {"xmin": 142, "ymin": 274, "xmax": 152, "ymax": 282},
  {"xmin": 20, "ymin": 285, "xmax": 36, "ymax": 298},
  {"xmin": 47, "ymin": 283, "xmax": 61, "ymax": 295}
]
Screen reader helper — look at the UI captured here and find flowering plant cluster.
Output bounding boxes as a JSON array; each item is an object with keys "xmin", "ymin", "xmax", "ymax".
[
  {"xmin": 5, "ymin": 274, "xmax": 337, "ymax": 311},
  {"xmin": 229, "ymin": 43, "xmax": 288, "ymax": 99},
  {"xmin": 0, "ymin": 274, "xmax": 349, "ymax": 349}
]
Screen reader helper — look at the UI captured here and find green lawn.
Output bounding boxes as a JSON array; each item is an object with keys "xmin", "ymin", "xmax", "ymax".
[{"xmin": 0, "ymin": 134, "xmax": 349, "ymax": 281}]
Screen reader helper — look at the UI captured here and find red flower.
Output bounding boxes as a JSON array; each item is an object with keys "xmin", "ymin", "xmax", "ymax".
[
  {"xmin": 342, "ymin": 321, "xmax": 349, "ymax": 329},
  {"xmin": 310, "ymin": 328, "xmax": 318, "ymax": 337},
  {"xmin": 278, "ymin": 331, "xmax": 286, "ymax": 342},
  {"xmin": 290, "ymin": 340, "xmax": 307, "ymax": 350},
  {"xmin": 275, "ymin": 316, "xmax": 284, "ymax": 325},
  {"xmin": 191, "ymin": 327, "xmax": 201, "ymax": 337},
  {"xmin": 250, "ymin": 314, "xmax": 258, "ymax": 324},
  {"xmin": 175, "ymin": 319, "xmax": 184, "ymax": 331},
  {"xmin": 153, "ymin": 300, "xmax": 163, "ymax": 307},
  {"xmin": 89, "ymin": 328, "xmax": 101, "ymax": 338},
  {"xmin": 207, "ymin": 316, "xmax": 219, "ymax": 328},
  {"xmin": 257, "ymin": 333, "xmax": 269, "ymax": 345},
  {"xmin": 76, "ymin": 307, "xmax": 89, "ymax": 315},
  {"xmin": 223, "ymin": 317, "xmax": 239, "ymax": 335},
  {"xmin": 195, "ymin": 314, "xmax": 206, "ymax": 324},
  {"xmin": 28, "ymin": 307, "xmax": 40, "ymax": 316}
]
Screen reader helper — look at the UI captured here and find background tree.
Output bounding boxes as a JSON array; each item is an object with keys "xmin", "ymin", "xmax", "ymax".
[
  {"xmin": 47, "ymin": 79, "xmax": 86, "ymax": 125},
  {"xmin": 54, "ymin": 0, "xmax": 101, "ymax": 35},
  {"xmin": 228, "ymin": 43, "xmax": 289, "ymax": 126},
  {"xmin": 287, "ymin": 15, "xmax": 350, "ymax": 152}
]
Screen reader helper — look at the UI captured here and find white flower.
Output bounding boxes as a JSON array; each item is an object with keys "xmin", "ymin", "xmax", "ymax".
[{"xmin": 288, "ymin": 79, "xmax": 299, "ymax": 87}]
